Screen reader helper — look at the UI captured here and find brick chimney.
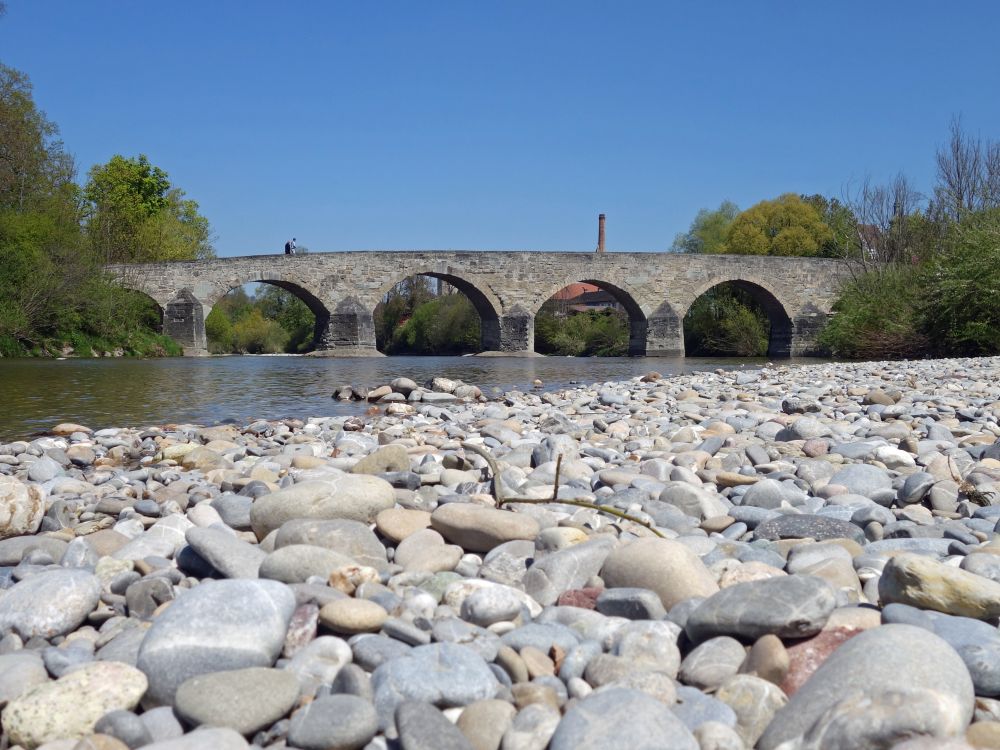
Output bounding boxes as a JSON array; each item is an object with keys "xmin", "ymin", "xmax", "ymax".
[{"xmin": 597, "ymin": 213, "xmax": 606, "ymax": 253}]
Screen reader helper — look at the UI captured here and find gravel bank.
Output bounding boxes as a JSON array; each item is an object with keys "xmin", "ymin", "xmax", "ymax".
[{"xmin": 1, "ymin": 358, "xmax": 1000, "ymax": 749}]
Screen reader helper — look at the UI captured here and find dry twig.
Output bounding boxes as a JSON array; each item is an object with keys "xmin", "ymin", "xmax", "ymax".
[{"xmin": 461, "ymin": 441, "xmax": 665, "ymax": 538}]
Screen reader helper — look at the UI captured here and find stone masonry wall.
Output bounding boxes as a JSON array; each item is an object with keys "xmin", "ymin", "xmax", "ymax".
[{"xmin": 108, "ymin": 251, "xmax": 853, "ymax": 356}]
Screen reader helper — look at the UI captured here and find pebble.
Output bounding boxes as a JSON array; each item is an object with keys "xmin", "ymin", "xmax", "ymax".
[
  {"xmin": 2, "ymin": 661, "xmax": 147, "ymax": 749},
  {"xmin": 2, "ymin": 358, "xmax": 1000, "ymax": 746},
  {"xmin": 173, "ymin": 667, "xmax": 300, "ymax": 735}
]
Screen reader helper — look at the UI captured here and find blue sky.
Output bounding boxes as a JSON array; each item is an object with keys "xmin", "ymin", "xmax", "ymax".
[{"xmin": 3, "ymin": 1, "xmax": 999, "ymax": 257}]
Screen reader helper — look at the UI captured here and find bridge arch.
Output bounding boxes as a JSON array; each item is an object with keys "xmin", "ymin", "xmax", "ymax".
[
  {"xmin": 680, "ymin": 276, "xmax": 795, "ymax": 357},
  {"xmin": 373, "ymin": 270, "xmax": 504, "ymax": 352},
  {"xmin": 531, "ymin": 277, "xmax": 648, "ymax": 355}
]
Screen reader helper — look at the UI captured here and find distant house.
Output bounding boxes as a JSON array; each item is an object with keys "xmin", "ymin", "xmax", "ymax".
[
  {"xmin": 566, "ymin": 289, "xmax": 622, "ymax": 314},
  {"xmin": 551, "ymin": 282, "xmax": 600, "ymax": 300}
]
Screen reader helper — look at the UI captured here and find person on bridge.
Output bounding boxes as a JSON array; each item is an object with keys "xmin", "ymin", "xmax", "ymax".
[{"xmin": 284, "ymin": 237, "xmax": 297, "ymax": 255}]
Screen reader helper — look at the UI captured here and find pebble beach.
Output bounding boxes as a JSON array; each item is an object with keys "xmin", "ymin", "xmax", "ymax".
[{"xmin": 2, "ymin": 356, "xmax": 1000, "ymax": 749}]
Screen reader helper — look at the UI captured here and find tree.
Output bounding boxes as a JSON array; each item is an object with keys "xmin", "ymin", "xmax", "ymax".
[
  {"xmin": 800, "ymin": 194, "xmax": 860, "ymax": 258},
  {"xmin": 84, "ymin": 154, "xmax": 214, "ymax": 264},
  {"xmin": 670, "ymin": 201, "xmax": 739, "ymax": 253},
  {"xmin": 844, "ymin": 174, "xmax": 933, "ymax": 267},
  {"xmin": 931, "ymin": 117, "xmax": 1000, "ymax": 224},
  {"xmin": 724, "ymin": 194, "xmax": 834, "ymax": 256},
  {"xmin": 0, "ymin": 63, "xmax": 76, "ymax": 213}
]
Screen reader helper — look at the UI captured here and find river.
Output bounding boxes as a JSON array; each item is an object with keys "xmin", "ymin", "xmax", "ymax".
[{"xmin": 0, "ymin": 355, "xmax": 825, "ymax": 441}]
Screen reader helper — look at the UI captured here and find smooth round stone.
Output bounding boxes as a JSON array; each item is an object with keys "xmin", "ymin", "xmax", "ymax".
[
  {"xmin": 371, "ymin": 643, "xmax": 499, "ymax": 731},
  {"xmin": 319, "ymin": 598, "xmax": 388, "ymax": 635},
  {"xmin": 184, "ymin": 526, "xmax": 265, "ymax": 579},
  {"xmin": 754, "ymin": 514, "xmax": 864, "ymax": 545},
  {"xmin": 883, "ymin": 603, "xmax": 1000, "ymax": 697},
  {"xmin": 715, "ymin": 674, "xmax": 787, "ymax": 746},
  {"xmin": 679, "ymin": 636, "xmax": 746, "ymax": 690},
  {"xmin": 459, "ymin": 585, "xmax": 526, "ymax": 627},
  {"xmin": 138, "ymin": 727, "xmax": 249, "ymax": 749},
  {"xmin": 600, "ymin": 538, "xmax": 719, "ymax": 610},
  {"xmin": 286, "ymin": 635, "xmax": 353, "ymax": 694},
  {"xmin": 672, "ymin": 686, "xmax": 738, "ymax": 731},
  {"xmin": 501, "ymin": 703, "xmax": 561, "ymax": 750},
  {"xmin": 375, "ymin": 508, "xmax": 432, "ymax": 543},
  {"xmin": 430, "ymin": 504, "xmax": 539, "ymax": 553},
  {"xmin": 94, "ymin": 710, "xmax": 152, "ymax": 749},
  {"xmin": 549, "ymin": 687, "xmax": 698, "ymax": 750},
  {"xmin": 685, "ymin": 575, "xmax": 837, "ymax": 643},
  {"xmin": 174, "ymin": 667, "xmax": 300, "ymax": 736},
  {"xmin": 524, "ymin": 536, "xmax": 616, "ymax": 607},
  {"xmin": 827, "ymin": 464, "xmax": 892, "ymax": 498},
  {"xmin": 395, "ymin": 701, "xmax": 474, "ymax": 750},
  {"xmin": 288, "ymin": 694, "xmax": 378, "ymax": 750},
  {"xmin": 249, "ymin": 476, "xmax": 396, "ymax": 539},
  {"xmin": 351, "ymin": 445, "xmax": 411, "ymax": 475},
  {"xmin": 0, "ymin": 568, "xmax": 100, "ymax": 639},
  {"xmin": 2, "ymin": 661, "xmax": 147, "ymax": 749},
  {"xmin": 757, "ymin": 624, "xmax": 975, "ymax": 750},
  {"xmin": 136, "ymin": 579, "xmax": 296, "ymax": 706},
  {"xmin": 0, "ymin": 651, "xmax": 49, "ymax": 706},
  {"xmin": 739, "ymin": 634, "xmax": 789, "ymax": 685},
  {"xmin": 455, "ymin": 699, "xmax": 516, "ymax": 750},
  {"xmin": 274, "ymin": 519, "xmax": 388, "ymax": 571},
  {"xmin": 879, "ymin": 552, "xmax": 1000, "ymax": 620},
  {"xmin": 0, "ymin": 475, "xmax": 44, "ymax": 539},
  {"xmin": 259, "ymin": 544, "xmax": 358, "ymax": 584}
]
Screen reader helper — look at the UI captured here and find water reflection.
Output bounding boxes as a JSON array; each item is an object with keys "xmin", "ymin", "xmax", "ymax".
[{"xmin": 0, "ymin": 355, "xmax": 823, "ymax": 441}]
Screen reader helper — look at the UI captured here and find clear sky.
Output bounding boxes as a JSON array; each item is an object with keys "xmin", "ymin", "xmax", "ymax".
[{"xmin": 2, "ymin": 1, "xmax": 999, "ymax": 257}]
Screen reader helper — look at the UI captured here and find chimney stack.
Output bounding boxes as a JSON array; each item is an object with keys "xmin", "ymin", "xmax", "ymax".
[{"xmin": 597, "ymin": 213, "xmax": 606, "ymax": 253}]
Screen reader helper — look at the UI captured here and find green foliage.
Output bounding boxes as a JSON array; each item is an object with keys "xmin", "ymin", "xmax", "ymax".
[
  {"xmin": 917, "ymin": 209, "xmax": 1000, "ymax": 355},
  {"xmin": 388, "ymin": 294, "xmax": 481, "ymax": 354},
  {"xmin": 84, "ymin": 154, "xmax": 214, "ymax": 264},
  {"xmin": 684, "ymin": 285, "xmax": 770, "ymax": 356},
  {"xmin": 534, "ymin": 307, "xmax": 629, "ymax": 357},
  {"xmin": 205, "ymin": 285, "xmax": 317, "ymax": 354},
  {"xmin": 671, "ymin": 201, "xmax": 739, "ymax": 254},
  {"xmin": 231, "ymin": 308, "xmax": 289, "ymax": 354},
  {"xmin": 725, "ymin": 194, "xmax": 835, "ymax": 256},
  {"xmin": 818, "ymin": 266, "xmax": 926, "ymax": 360},
  {"xmin": 800, "ymin": 194, "xmax": 860, "ymax": 257}
]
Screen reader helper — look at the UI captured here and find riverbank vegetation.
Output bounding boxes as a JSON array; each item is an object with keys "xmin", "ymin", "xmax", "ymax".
[
  {"xmin": 205, "ymin": 286, "xmax": 315, "ymax": 354},
  {"xmin": 675, "ymin": 120, "xmax": 1000, "ymax": 360},
  {"xmin": 0, "ymin": 59, "xmax": 212, "ymax": 357},
  {"xmin": 374, "ymin": 277, "xmax": 481, "ymax": 355}
]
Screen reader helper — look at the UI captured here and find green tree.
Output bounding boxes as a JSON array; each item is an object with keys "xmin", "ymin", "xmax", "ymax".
[
  {"xmin": 800, "ymin": 194, "xmax": 860, "ymax": 257},
  {"xmin": 683, "ymin": 285, "xmax": 770, "ymax": 356},
  {"xmin": 255, "ymin": 285, "xmax": 315, "ymax": 352},
  {"xmin": 725, "ymin": 194, "xmax": 834, "ymax": 256},
  {"xmin": 671, "ymin": 201, "xmax": 739, "ymax": 253},
  {"xmin": 84, "ymin": 154, "xmax": 214, "ymax": 264}
]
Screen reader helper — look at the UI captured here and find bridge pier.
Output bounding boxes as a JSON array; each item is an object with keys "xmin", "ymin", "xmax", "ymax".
[
  {"xmin": 496, "ymin": 307, "xmax": 534, "ymax": 353},
  {"xmin": 645, "ymin": 304, "xmax": 684, "ymax": 357},
  {"xmin": 163, "ymin": 290, "xmax": 209, "ymax": 356},
  {"xmin": 789, "ymin": 310, "xmax": 830, "ymax": 356},
  {"xmin": 314, "ymin": 297, "xmax": 379, "ymax": 354}
]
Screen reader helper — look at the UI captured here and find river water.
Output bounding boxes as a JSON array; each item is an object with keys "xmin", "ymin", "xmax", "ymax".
[{"xmin": 0, "ymin": 355, "xmax": 823, "ymax": 441}]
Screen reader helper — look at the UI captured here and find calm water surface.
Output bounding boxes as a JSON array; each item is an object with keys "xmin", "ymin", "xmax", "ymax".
[{"xmin": 0, "ymin": 355, "xmax": 823, "ymax": 441}]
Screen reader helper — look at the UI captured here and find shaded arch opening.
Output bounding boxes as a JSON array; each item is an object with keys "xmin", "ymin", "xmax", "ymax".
[
  {"xmin": 374, "ymin": 272, "xmax": 501, "ymax": 354},
  {"xmin": 204, "ymin": 280, "xmax": 327, "ymax": 354},
  {"xmin": 682, "ymin": 280, "xmax": 793, "ymax": 357},
  {"xmin": 533, "ymin": 279, "xmax": 646, "ymax": 356}
]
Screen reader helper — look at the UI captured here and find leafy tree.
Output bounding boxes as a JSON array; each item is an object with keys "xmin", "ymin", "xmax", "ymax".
[
  {"xmin": 84, "ymin": 154, "xmax": 214, "ymax": 263},
  {"xmin": 800, "ymin": 194, "xmax": 860, "ymax": 257},
  {"xmin": 725, "ymin": 194, "xmax": 834, "ymax": 256},
  {"xmin": 0, "ymin": 64, "xmax": 76, "ymax": 213},
  {"xmin": 670, "ymin": 201, "xmax": 739, "ymax": 253},
  {"xmin": 255, "ymin": 285, "xmax": 315, "ymax": 352},
  {"xmin": 231, "ymin": 308, "xmax": 288, "ymax": 354}
]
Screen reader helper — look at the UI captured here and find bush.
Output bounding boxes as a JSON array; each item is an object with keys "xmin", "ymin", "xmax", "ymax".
[
  {"xmin": 917, "ymin": 210, "xmax": 1000, "ymax": 355},
  {"xmin": 232, "ymin": 309, "xmax": 288, "ymax": 353},
  {"xmin": 818, "ymin": 266, "xmax": 927, "ymax": 360},
  {"xmin": 684, "ymin": 286, "xmax": 769, "ymax": 356},
  {"xmin": 389, "ymin": 295, "xmax": 480, "ymax": 354},
  {"xmin": 535, "ymin": 308, "xmax": 629, "ymax": 356}
]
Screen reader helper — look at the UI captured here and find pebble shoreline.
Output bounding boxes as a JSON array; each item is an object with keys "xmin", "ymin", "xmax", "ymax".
[{"xmin": 2, "ymin": 357, "xmax": 1000, "ymax": 749}]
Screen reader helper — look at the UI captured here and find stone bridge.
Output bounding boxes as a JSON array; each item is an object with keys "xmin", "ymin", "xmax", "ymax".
[{"xmin": 107, "ymin": 251, "xmax": 852, "ymax": 357}]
